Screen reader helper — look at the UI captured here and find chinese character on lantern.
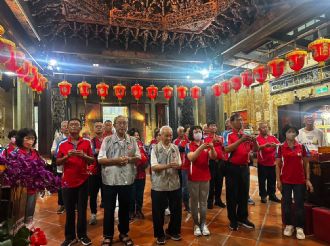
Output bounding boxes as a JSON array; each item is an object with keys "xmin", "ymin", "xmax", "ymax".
[
  {"xmin": 241, "ymin": 70, "xmax": 254, "ymax": 88},
  {"xmin": 162, "ymin": 86, "xmax": 173, "ymax": 101},
  {"xmin": 146, "ymin": 85, "xmax": 158, "ymax": 101},
  {"xmin": 177, "ymin": 86, "xmax": 188, "ymax": 101},
  {"xmin": 96, "ymin": 82, "xmax": 109, "ymax": 101},
  {"xmin": 131, "ymin": 84, "xmax": 143, "ymax": 101},
  {"xmin": 190, "ymin": 86, "xmax": 201, "ymax": 100},
  {"xmin": 221, "ymin": 80, "xmax": 231, "ymax": 95},
  {"xmin": 114, "ymin": 83, "xmax": 126, "ymax": 101},
  {"xmin": 308, "ymin": 37, "xmax": 330, "ymax": 67},
  {"xmin": 253, "ymin": 65, "xmax": 268, "ymax": 84},
  {"xmin": 78, "ymin": 81, "xmax": 91, "ymax": 100},
  {"xmin": 285, "ymin": 48, "xmax": 307, "ymax": 72},
  {"xmin": 212, "ymin": 83, "xmax": 222, "ymax": 97},
  {"xmin": 58, "ymin": 81, "xmax": 72, "ymax": 99},
  {"xmin": 230, "ymin": 76, "xmax": 242, "ymax": 92},
  {"xmin": 267, "ymin": 58, "xmax": 285, "ymax": 78}
]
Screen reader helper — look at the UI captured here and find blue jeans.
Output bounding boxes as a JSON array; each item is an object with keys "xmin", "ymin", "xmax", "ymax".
[{"xmin": 181, "ymin": 169, "xmax": 190, "ymax": 210}]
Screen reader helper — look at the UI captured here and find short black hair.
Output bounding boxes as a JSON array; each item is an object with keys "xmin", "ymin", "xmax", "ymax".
[
  {"xmin": 207, "ymin": 121, "xmax": 216, "ymax": 127},
  {"xmin": 188, "ymin": 125, "xmax": 203, "ymax": 141},
  {"xmin": 104, "ymin": 120, "xmax": 112, "ymax": 124},
  {"xmin": 8, "ymin": 130, "xmax": 17, "ymax": 139},
  {"xmin": 230, "ymin": 113, "xmax": 241, "ymax": 122},
  {"xmin": 282, "ymin": 124, "xmax": 299, "ymax": 137},
  {"xmin": 68, "ymin": 118, "xmax": 81, "ymax": 126},
  {"xmin": 16, "ymin": 128, "xmax": 37, "ymax": 148},
  {"xmin": 128, "ymin": 128, "xmax": 140, "ymax": 137}
]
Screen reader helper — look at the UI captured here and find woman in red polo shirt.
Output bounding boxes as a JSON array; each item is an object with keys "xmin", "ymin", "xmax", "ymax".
[
  {"xmin": 275, "ymin": 124, "xmax": 313, "ymax": 240},
  {"xmin": 186, "ymin": 126, "xmax": 217, "ymax": 237}
]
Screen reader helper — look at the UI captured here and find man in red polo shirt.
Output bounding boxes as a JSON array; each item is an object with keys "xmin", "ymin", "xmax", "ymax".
[
  {"xmin": 204, "ymin": 121, "xmax": 226, "ymax": 209},
  {"xmin": 103, "ymin": 120, "xmax": 115, "ymax": 137},
  {"xmin": 224, "ymin": 113, "xmax": 258, "ymax": 231},
  {"xmin": 56, "ymin": 118, "xmax": 95, "ymax": 246},
  {"xmin": 256, "ymin": 122, "xmax": 280, "ymax": 203}
]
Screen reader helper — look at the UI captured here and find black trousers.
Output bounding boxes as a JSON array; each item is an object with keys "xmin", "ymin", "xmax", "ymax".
[
  {"xmin": 151, "ymin": 188, "xmax": 182, "ymax": 238},
  {"xmin": 62, "ymin": 180, "xmax": 88, "ymax": 240},
  {"xmin": 282, "ymin": 183, "xmax": 306, "ymax": 228},
  {"xmin": 103, "ymin": 184, "xmax": 132, "ymax": 238},
  {"xmin": 257, "ymin": 164, "xmax": 276, "ymax": 198},
  {"xmin": 225, "ymin": 164, "xmax": 249, "ymax": 223},
  {"xmin": 130, "ymin": 179, "xmax": 146, "ymax": 214},
  {"xmin": 208, "ymin": 160, "xmax": 225, "ymax": 204},
  {"xmin": 88, "ymin": 174, "xmax": 103, "ymax": 214},
  {"xmin": 57, "ymin": 172, "xmax": 64, "ymax": 206}
]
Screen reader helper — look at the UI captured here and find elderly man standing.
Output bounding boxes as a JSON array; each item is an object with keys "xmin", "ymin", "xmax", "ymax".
[
  {"xmin": 51, "ymin": 120, "xmax": 69, "ymax": 214},
  {"xmin": 151, "ymin": 126, "xmax": 182, "ymax": 245},
  {"xmin": 98, "ymin": 115, "xmax": 141, "ymax": 246}
]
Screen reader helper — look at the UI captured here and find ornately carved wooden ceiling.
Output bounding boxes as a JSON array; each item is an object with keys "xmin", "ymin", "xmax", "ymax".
[{"xmin": 26, "ymin": 0, "xmax": 266, "ymax": 56}]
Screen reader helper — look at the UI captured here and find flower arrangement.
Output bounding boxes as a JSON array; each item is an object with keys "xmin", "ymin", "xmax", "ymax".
[{"xmin": 0, "ymin": 153, "xmax": 60, "ymax": 195}]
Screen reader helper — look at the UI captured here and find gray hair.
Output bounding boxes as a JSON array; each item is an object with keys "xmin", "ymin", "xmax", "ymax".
[
  {"xmin": 114, "ymin": 115, "xmax": 128, "ymax": 124},
  {"xmin": 61, "ymin": 120, "xmax": 68, "ymax": 127},
  {"xmin": 177, "ymin": 126, "xmax": 184, "ymax": 133},
  {"xmin": 160, "ymin": 125, "xmax": 173, "ymax": 135}
]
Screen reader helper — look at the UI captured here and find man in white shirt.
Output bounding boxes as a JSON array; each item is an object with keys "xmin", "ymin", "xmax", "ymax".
[
  {"xmin": 297, "ymin": 114, "xmax": 327, "ymax": 152},
  {"xmin": 51, "ymin": 120, "xmax": 69, "ymax": 214}
]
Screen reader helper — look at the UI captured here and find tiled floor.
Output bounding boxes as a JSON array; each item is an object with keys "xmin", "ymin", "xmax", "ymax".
[{"xmin": 34, "ymin": 168, "xmax": 327, "ymax": 245}]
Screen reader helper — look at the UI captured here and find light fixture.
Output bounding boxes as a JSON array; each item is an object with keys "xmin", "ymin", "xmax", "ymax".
[
  {"xmin": 192, "ymin": 79, "xmax": 204, "ymax": 84},
  {"xmin": 93, "ymin": 63, "xmax": 99, "ymax": 67},
  {"xmin": 199, "ymin": 69, "xmax": 209, "ymax": 78},
  {"xmin": 186, "ymin": 75, "xmax": 190, "ymax": 79},
  {"xmin": 4, "ymin": 71, "xmax": 15, "ymax": 76},
  {"xmin": 49, "ymin": 59, "xmax": 57, "ymax": 66}
]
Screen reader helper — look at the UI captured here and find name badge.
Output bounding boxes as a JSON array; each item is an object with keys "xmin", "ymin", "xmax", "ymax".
[{"xmin": 127, "ymin": 145, "xmax": 133, "ymax": 150}]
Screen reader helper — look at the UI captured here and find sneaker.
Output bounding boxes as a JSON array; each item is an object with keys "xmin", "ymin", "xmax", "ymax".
[
  {"xmin": 202, "ymin": 224, "xmax": 210, "ymax": 236},
  {"xmin": 214, "ymin": 200, "xmax": 226, "ymax": 208},
  {"xmin": 269, "ymin": 196, "xmax": 281, "ymax": 203},
  {"xmin": 248, "ymin": 198, "xmax": 255, "ymax": 205},
  {"xmin": 79, "ymin": 237, "xmax": 92, "ymax": 246},
  {"xmin": 56, "ymin": 205, "xmax": 65, "ymax": 214},
  {"xmin": 238, "ymin": 219, "xmax": 255, "ymax": 229},
  {"xmin": 61, "ymin": 238, "xmax": 78, "ymax": 246},
  {"xmin": 156, "ymin": 236, "xmax": 166, "ymax": 245},
  {"xmin": 194, "ymin": 225, "xmax": 202, "ymax": 236},
  {"xmin": 165, "ymin": 208, "xmax": 171, "ymax": 216},
  {"xmin": 89, "ymin": 213, "xmax": 97, "ymax": 225},
  {"xmin": 296, "ymin": 227, "xmax": 305, "ymax": 240},
  {"xmin": 283, "ymin": 225, "xmax": 294, "ymax": 237},
  {"xmin": 261, "ymin": 197, "xmax": 267, "ymax": 203},
  {"xmin": 229, "ymin": 221, "xmax": 238, "ymax": 231}
]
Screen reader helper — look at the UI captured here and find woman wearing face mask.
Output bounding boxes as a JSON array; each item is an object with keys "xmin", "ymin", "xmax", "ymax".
[
  {"xmin": 1, "ymin": 130, "xmax": 18, "ymax": 157},
  {"xmin": 128, "ymin": 128, "xmax": 149, "ymax": 220},
  {"xmin": 275, "ymin": 125, "xmax": 313, "ymax": 240},
  {"xmin": 13, "ymin": 128, "xmax": 41, "ymax": 224},
  {"xmin": 186, "ymin": 126, "xmax": 217, "ymax": 237}
]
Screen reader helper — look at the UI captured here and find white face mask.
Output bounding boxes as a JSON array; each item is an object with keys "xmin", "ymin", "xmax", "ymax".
[
  {"xmin": 286, "ymin": 132, "xmax": 296, "ymax": 140},
  {"xmin": 193, "ymin": 132, "xmax": 203, "ymax": 141},
  {"xmin": 10, "ymin": 137, "xmax": 16, "ymax": 144}
]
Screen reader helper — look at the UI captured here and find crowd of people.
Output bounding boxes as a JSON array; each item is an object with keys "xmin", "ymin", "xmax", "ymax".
[{"xmin": 1, "ymin": 112, "xmax": 325, "ymax": 246}]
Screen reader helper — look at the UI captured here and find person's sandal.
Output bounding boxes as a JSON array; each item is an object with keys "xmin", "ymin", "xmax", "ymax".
[
  {"xmin": 119, "ymin": 234, "xmax": 134, "ymax": 246},
  {"xmin": 101, "ymin": 237, "xmax": 113, "ymax": 246}
]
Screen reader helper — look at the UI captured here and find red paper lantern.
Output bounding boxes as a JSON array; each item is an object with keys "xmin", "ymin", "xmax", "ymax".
[
  {"xmin": 212, "ymin": 83, "xmax": 222, "ymax": 97},
  {"xmin": 241, "ymin": 70, "xmax": 254, "ymax": 88},
  {"xmin": 162, "ymin": 86, "xmax": 173, "ymax": 101},
  {"xmin": 131, "ymin": 84, "xmax": 143, "ymax": 101},
  {"xmin": 35, "ymin": 75, "xmax": 48, "ymax": 94},
  {"xmin": 15, "ymin": 51, "xmax": 26, "ymax": 77},
  {"xmin": 146, "ymin": 85, "xmax": 158, "ymax": 101},
  {"xmin": 58, "ymin": 80, "xmax": 72, "ymax": 99},
  {"xmin": 267, "ymin": 58, "xmax": 285, "ymax": 78},
  {"xmin": 114, "ymin": 83, "xmax": 126, "ymax": 101},
  {"xmin": 17, "ymin": 61, "xmax": 31, "ymax": 80},
  {"xmin": 221, "ymin": 80, "xmax": 231, "ymax": 95},
  {"xmin": 30, "ymin": 72, "xmax": 41, "ymax": 91},
  {"xmin": 78, "ymin": 81, "xmax": 91, "ymax": 100},
  {"xmin": 190, "ymin": 86, "xmax": 201, "ymax": 100},
  {"xmin": 253, "ymin": 65, "xmax": 268, "ymax": 84},
  {"xmin": 0, "ymin": 25, "xmax": 16, "ymax": 67},
  {"xmin": 308, "ymin": 38, "xmax": 330, "ymax": 66},
  {"xmin": 23, "ymin": 65, "xmax": 37, "ymax": 85},
  {"xmin": 285, "ymin": 48, "xmax": 307, "ymax": 72},
  {"xmin": 177, "ymin": 86, "xmax": 188, "ymax": 101},
  {"xmin": 230, "ymin": 76, "xmax": 242, "ymax": 92},
  {"xmin": 4, "ymin": 49, "xmax": 17, "ymax": 72},
  {"xmin": 96, "ymin": 82, "xmax": 109, "ymax": 101}
]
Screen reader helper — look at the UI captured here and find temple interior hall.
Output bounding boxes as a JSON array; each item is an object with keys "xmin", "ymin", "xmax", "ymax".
[{"xmin": 1, "ymin": 0, "xmax": 330, "ymax": 245}]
